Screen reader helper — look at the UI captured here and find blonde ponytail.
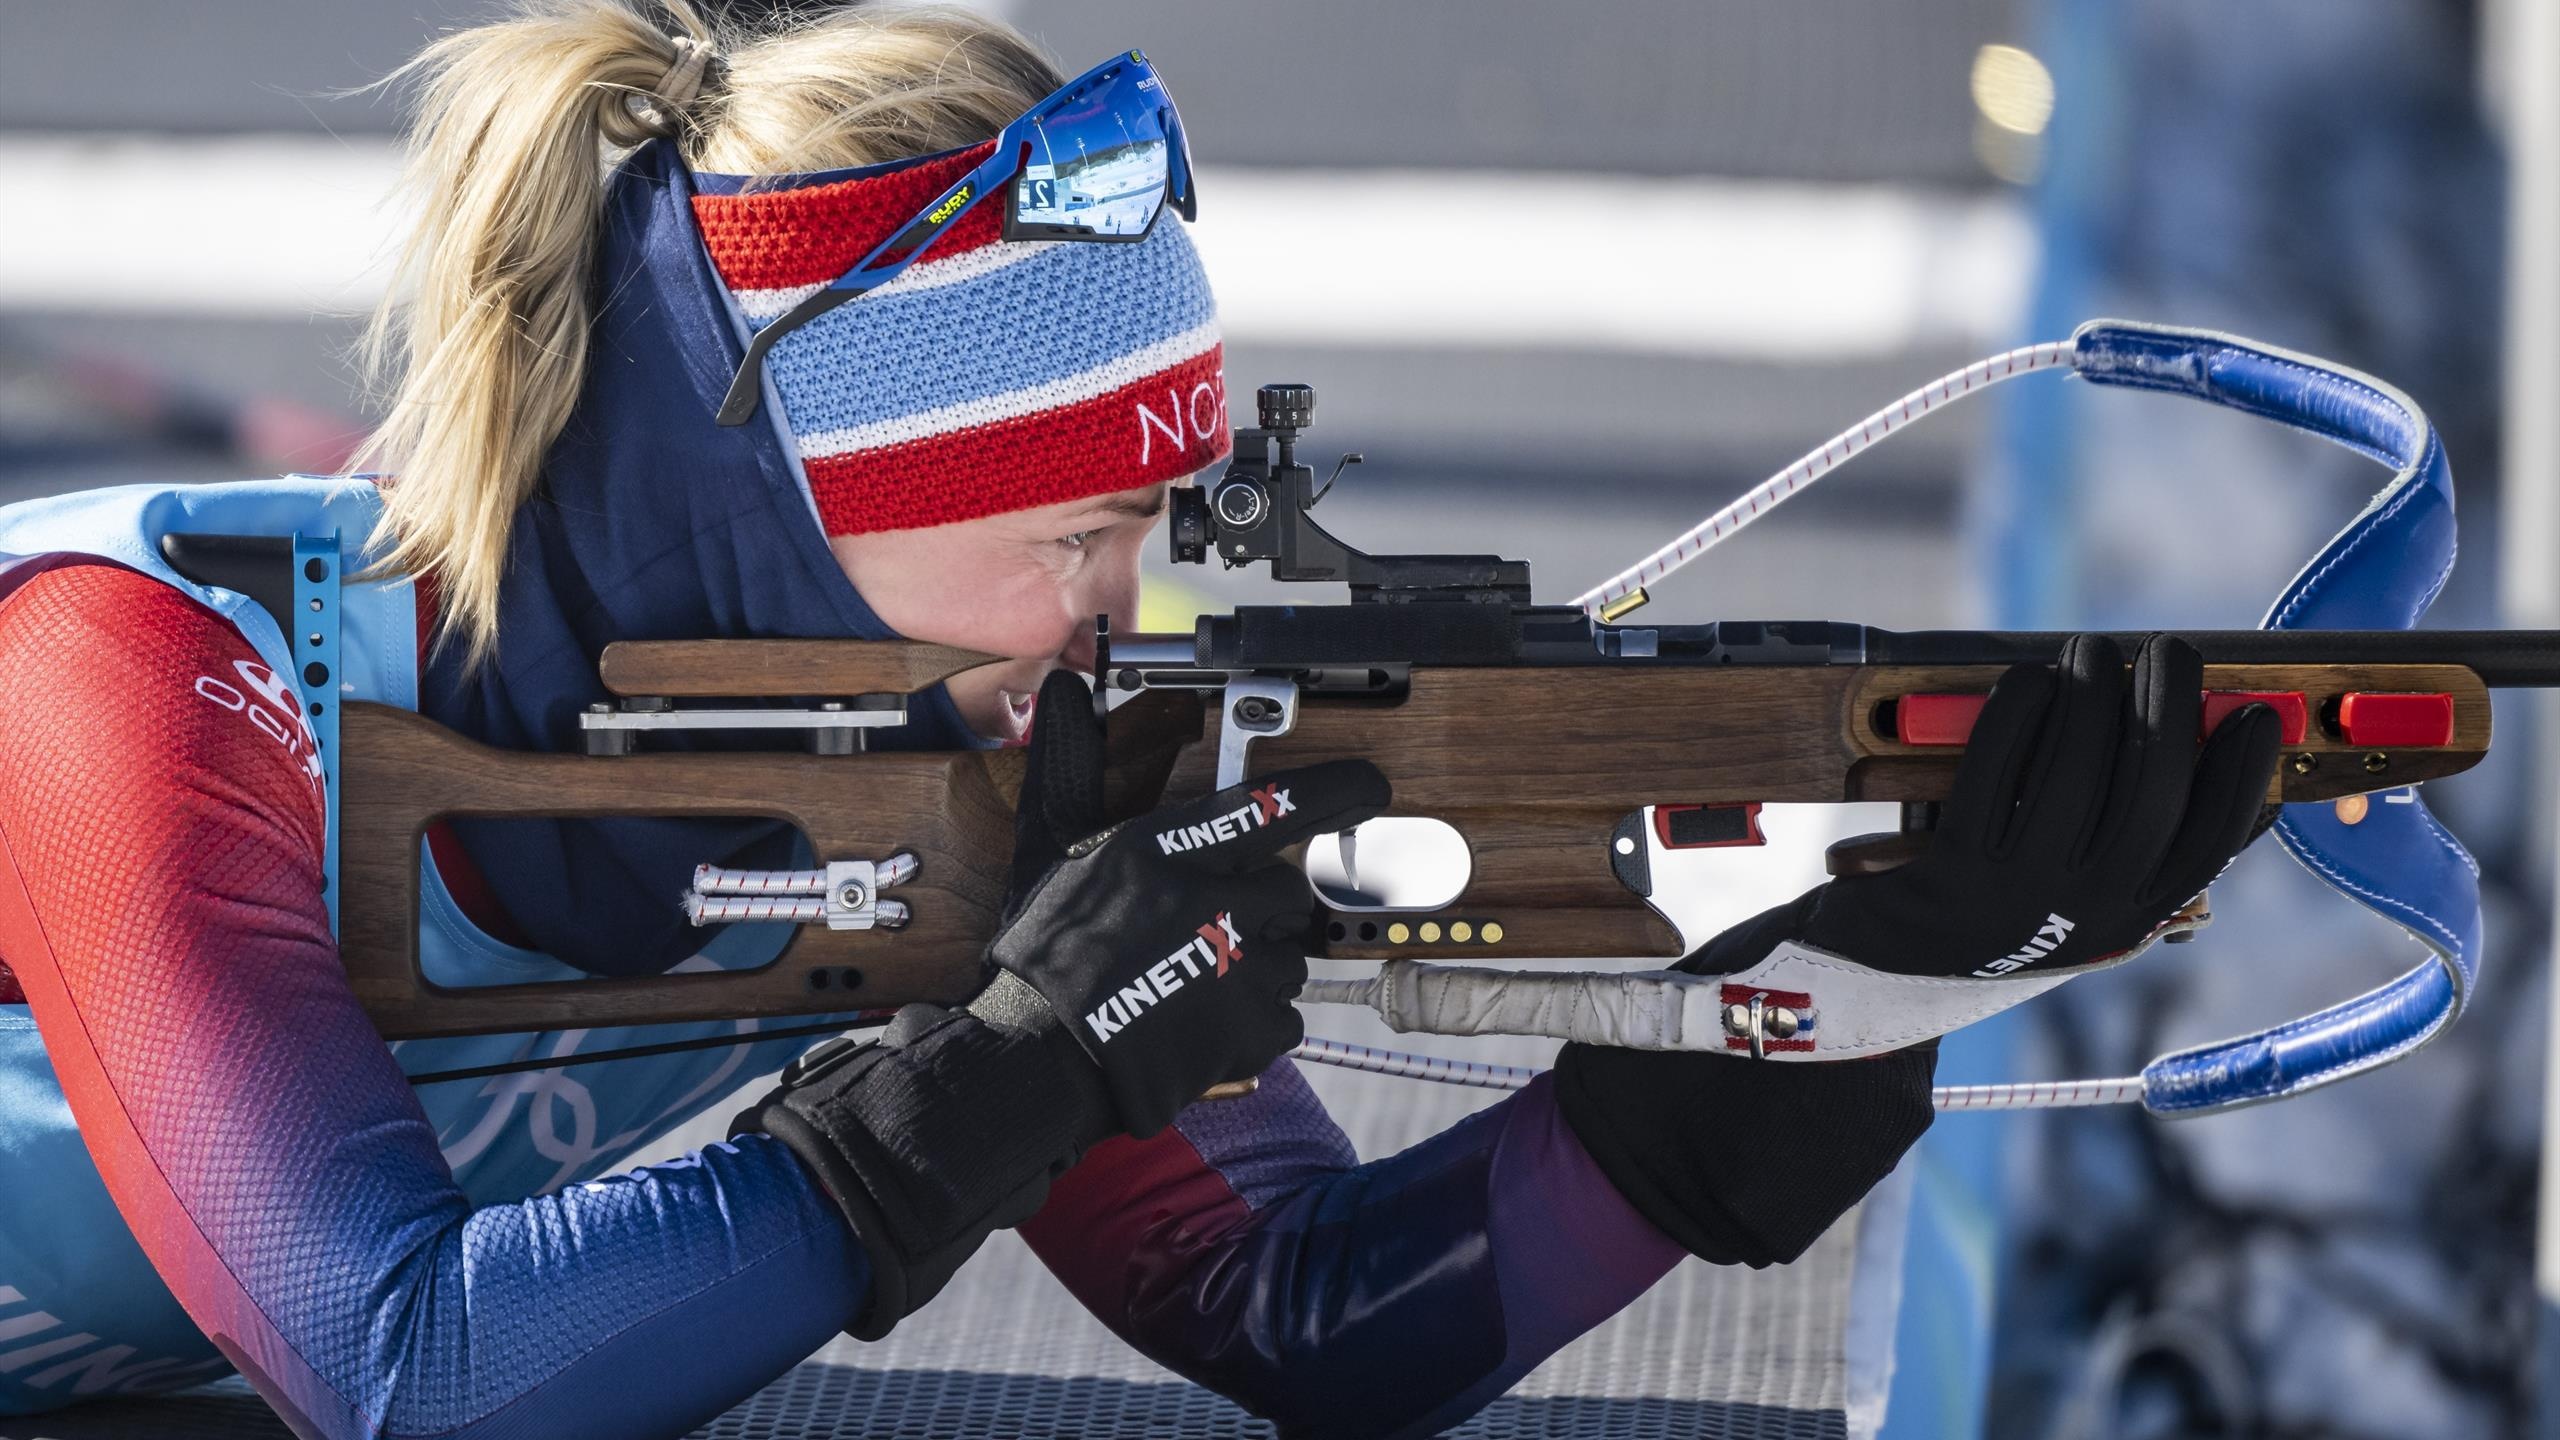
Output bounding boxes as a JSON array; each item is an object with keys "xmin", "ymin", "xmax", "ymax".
[{"xmin": 351, "ymin": 0, "xmax": 1059, "ymax": 674}]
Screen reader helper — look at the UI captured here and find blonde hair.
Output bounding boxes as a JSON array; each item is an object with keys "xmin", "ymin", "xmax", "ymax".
[{"xmin": 350, "ymin": 0, "xmax": 1061, "ymax": 673}]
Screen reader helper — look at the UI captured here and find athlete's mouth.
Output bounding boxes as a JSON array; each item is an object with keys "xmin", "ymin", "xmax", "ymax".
[{"xmin": 998, "ymin": 687, "xmax": 1038, "ymax": 745}]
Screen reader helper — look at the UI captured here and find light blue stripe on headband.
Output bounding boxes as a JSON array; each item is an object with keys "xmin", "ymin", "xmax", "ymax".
[{"xmin": 760, "ymin": 224, "xmax": 1218, "ymax": 441}]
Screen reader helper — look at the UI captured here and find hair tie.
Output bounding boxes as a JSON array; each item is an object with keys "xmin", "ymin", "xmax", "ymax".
[{"xmin": 631, "ymin": 35, "xmax": 720, "ymax": 139}]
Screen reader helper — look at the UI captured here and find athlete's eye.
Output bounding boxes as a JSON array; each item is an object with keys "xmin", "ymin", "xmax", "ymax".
[{"xmin": 1056, "ymin": 529, "xmax": 1095, "ymax": 550}]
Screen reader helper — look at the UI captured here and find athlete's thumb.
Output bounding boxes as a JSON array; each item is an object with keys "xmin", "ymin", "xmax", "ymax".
[{"xmin": 1010, "ymin": 669, "xmax": 1107, "ymax": 895}]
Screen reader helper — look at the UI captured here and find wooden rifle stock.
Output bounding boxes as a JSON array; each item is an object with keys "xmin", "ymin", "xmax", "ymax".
[
  {"xmin": 335, "ymin": 637, "xmax": 2492, "ymax": 1042},
  {"xmin": 339, "ymin": 642, "xmax": 1200, "ymax": 1040}
]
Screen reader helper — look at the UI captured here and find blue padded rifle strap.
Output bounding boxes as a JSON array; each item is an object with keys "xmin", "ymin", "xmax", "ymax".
[{"xmin": 2067, "ymin": 319, "xmax": 2475, "ymax": 1115}]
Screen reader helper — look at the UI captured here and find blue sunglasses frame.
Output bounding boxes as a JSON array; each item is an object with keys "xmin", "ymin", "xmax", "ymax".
[{"xmin": 715, "ymin": 49, "xmax": 1196, "ymax": 427}]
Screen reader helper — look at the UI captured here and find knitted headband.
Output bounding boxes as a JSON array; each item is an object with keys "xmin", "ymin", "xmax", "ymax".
[{"xmin": 693, "ymin": 141, "xmax": 1230, "ymax": 535}]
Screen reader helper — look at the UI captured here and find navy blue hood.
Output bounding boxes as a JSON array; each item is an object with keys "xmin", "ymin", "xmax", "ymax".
[{"xmin": 418, "ymin": 138, "xmax": 984, "ymax": 976}]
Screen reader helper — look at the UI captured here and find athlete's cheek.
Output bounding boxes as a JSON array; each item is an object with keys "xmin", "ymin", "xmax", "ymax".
[
  {"xmin": 936, "ymin": 557, "xmax": 1090, "ymax": 663},
  {"xmin": 1074, "ymin": 536, "xmax": 1146, "ymax": 645},
  {"xmin": 829, "ymin": 530, "xmax": 1054, "ymax": 659}
]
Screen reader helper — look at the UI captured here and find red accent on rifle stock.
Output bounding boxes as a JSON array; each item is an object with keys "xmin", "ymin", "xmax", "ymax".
[
  {"xmin": 1895, "ymin": 693, "xmax": 1989, "ymax": 746},
  {"xmin": 1901, "ymin": 689, "xmax": 2314, "ymax": 747},
  {"xmin": 2202, "ymin": 691, "xmax": 2309, "ymax": 744},
  {"xmin": 2339, "ymin": 692, "xmax": 2456, "ymax": 747},
  {"xmin": 1653, "ymin": 802, "xmax": 1767, "ymax": 850}
]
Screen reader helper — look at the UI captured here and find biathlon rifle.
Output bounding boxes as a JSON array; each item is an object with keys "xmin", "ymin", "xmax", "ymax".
[{"xmin": 314, "ymin": 321, "xmax": 2560, "ymax": 1116}]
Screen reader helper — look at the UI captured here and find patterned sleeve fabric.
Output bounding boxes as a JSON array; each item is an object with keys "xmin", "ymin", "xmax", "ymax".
[
  {"xmin": 1021, "ymin": 1059, "xmax": 1687, "ymax": 1439},
  {"xmin": 0, "ymin": 556, "xmax": 869, "ymax": 1439}
]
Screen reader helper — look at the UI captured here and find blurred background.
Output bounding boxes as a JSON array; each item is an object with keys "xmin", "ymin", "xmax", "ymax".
[{"xmin": 1, "ymin": 2, "xmax": 2551, "ymax": 1438}]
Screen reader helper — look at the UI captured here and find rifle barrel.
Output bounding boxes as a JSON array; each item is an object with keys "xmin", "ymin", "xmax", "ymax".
[{"xmin": 1129, "ymin": 624, "xmax": 2560, "ymax": 688}]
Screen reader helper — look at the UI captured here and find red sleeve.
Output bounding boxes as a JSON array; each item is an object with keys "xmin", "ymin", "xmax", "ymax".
[
  {"xmin": 0, "ymin": 556, "xmax": 868, "ymax": 1436},
  {"xmin": 0, "ymin": 557, "xmax": 341, "ymax": 1403},
  {"xmin": 0, "ymin": 555, "xmax": 325, "ymax": 882}
]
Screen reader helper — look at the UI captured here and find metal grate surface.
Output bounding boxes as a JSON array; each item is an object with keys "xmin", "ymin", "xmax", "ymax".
[
  {"xmin": 685, "ymin": 1370, "xmax": 1847, "ymax": 1440},
  {"xmin": 3, "ymin": 1015, "xmax": 1861, "ymax": 1440}
]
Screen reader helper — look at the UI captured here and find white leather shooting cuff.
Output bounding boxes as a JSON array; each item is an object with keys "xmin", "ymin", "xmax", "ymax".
[{"xmin": 1297, "ymin": 939, "xmax": 2150, "ymax": 1059}]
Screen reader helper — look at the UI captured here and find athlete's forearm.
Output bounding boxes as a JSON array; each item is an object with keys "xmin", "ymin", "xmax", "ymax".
[{"xmin": 1023, "ymin": 1064, "xmax": 1683, "ymax": 1438}]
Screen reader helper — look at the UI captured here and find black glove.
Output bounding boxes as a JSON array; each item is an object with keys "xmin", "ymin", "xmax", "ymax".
[
  {"xmin": 734, "ymin": 975, "xmax": 1103, "ymax": 1340},
  {"xmin": 1555, "ymin": 633, "xmax": 2283, "ymax": 1267},
  {"xmin": 738, "ymin": 671, "xmax": 1390, "ymax": 1336},
  {"xmin": 1804, "ymin": 632, "xmax": 2283, "ymax": 978},
  {"xmin": 993, "ymin": 669, "xmax": 1392, "ymax": 1138}
]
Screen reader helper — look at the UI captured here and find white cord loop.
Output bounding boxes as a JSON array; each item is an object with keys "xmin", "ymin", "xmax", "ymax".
[{"xmin": 1574, "ymin": 341, "xmax": 2075, "ymax": 617}]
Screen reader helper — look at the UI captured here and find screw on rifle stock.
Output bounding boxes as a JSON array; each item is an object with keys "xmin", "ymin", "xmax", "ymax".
[
  {"xmin": 2290, "ymin": 752, "xmax": 2318, "ymax": 775},
  {"xmin": 810, "ymin": 700, "xmax": 860, "ymax": 755},
  {"xmin": 2363, "ymin": 751, "xmax": 2390, "ymax": 774}
]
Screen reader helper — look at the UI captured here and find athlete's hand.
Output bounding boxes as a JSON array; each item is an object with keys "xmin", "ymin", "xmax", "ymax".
[
  {"xmin": 988, "ymin": 668, "xmax": 1390, "ymax": 1138},
  {"xmin": 1554, "ymin": 633, "xmax": 2282, "ymax": 1269},
  {"xmin": 1807, "ymin": 630, "xmax": 2282, "ymax": 978},
  {"xmin": 735, "ymin": 668, "xmax": 1380, "ymax": 1339},
  {"xmin": 738, "ymin": 672, "xmax": 1383, "ymax": 1339}
]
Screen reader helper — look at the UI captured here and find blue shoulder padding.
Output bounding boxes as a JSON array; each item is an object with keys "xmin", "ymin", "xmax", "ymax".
[
  {"xmin": 2066, "ymin": 320, "xmax": 2476, "ymax": 1115},
  {"xmin": 295, "ymin": 532, "xmax": 344, "ymax": 935}
]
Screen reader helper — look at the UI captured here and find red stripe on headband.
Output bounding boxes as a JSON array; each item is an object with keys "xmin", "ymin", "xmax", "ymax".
[
  {"xmin": 807, "ymin": 348, "xmax": 1230, "ymax": 535},
  {"xmin": 692, "ymin": 140, "xmax": 1006, "ymax": 293}
]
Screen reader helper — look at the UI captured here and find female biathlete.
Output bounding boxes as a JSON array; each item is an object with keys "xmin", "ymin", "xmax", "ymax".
[{"xmin": 0, "ymin": 4, "xmax": 2283, "ymax": 1436}]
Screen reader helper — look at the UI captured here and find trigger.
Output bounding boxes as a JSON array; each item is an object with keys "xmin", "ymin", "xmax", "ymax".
[
  {"xmin": 1825, "ymin": 800, "xmax": 1939, "ymax": 877},
  {"xmin": 1825, "ymin": 831, "xmax": 1929, "ymax": 876}
]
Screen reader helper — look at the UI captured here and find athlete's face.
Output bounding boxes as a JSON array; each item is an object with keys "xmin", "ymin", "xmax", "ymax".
[{"xmin": 828, "ymin": 482, "xmax": 1172, "ymax": 744}]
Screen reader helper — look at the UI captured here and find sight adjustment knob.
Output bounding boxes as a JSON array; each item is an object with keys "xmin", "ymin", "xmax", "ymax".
[
  {"xmin": 1256, "ymin": 383, "xmax": 1315, "ymax": 432},
  {"xmin": 1168, "ymin": 486, "xmax": 1210, "ymax": 564},
  {"xmin": 1212, "ymin": 478, "xmax": 1269, "ymax": 529}
]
